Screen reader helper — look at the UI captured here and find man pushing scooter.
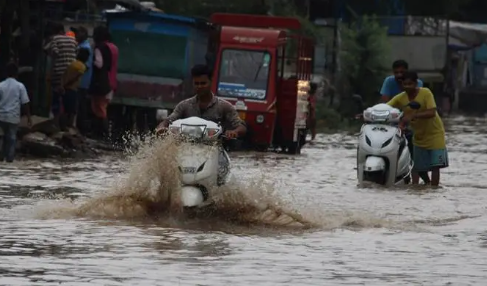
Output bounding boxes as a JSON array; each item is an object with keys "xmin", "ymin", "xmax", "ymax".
[{"xmin": 380, "ymin": 60, "xmax": 423, "ymax": 184}]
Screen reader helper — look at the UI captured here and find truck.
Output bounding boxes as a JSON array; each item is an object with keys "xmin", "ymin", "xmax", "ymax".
[
  {"xmin": 105, "ymin": 10, "xmax": 212, "ymax": 137},
  {"xmin": 208, "ymin": 13, "xmax": 314, "ymax": 154},
  {"xmin": 106, "ymin": 11, "xmax": 314, "ymax": 153}
]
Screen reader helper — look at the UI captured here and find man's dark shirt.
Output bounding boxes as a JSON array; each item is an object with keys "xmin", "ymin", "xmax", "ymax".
[{"xmin": 166, "ymin": 95, "xmax": 243, "ymax": 130}]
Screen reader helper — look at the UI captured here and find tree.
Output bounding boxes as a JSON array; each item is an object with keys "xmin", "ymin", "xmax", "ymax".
[{"xmin": 339, "ymin": 15, "xmax": 390, "ymax": 105}]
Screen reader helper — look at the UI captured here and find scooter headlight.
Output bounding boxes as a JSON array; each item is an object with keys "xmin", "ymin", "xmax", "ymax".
[{"xmin": 181, "ymin": 125, "xmax": 205, "ymax": 138}]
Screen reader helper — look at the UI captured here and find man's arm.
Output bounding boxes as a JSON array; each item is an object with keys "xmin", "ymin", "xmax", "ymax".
[
  {"xmin": 413, "ymin": 88, "xmax": 436, "ymax": 119},
  {"xmin": 45, "ymin": 37, "xmax": 59, "ymax": 57},
  {"xmin": 386, "ymin": 94, "xmax": 400, "ymax": 108},
  {"xmin": 223, "ymin": 102, "xmax": 246, "ymax": 136},
  {"xmin": 160, "ymin": 101, "xmax": 186, "ymax": 128}
]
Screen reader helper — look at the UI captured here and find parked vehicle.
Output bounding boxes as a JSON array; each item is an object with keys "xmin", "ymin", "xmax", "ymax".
[
  {"xmin": 105, "ymin": 10, "xmax": 212, "ymax": 137},
  {"xmin": 208, "ymin": 13, "xmax": 315, "ymax": 154},
  {"xmin": 356, "ymin": 101, "xmax": 420, "ymax": 187},
  {"xmin": 105, "ymin": 11, "xmax": 314, "ymax": 153}
]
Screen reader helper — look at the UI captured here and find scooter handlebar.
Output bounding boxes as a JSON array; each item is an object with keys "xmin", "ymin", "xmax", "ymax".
[{"xmin": 220, "ymin": 135, "xmax": 237, "ymax": 140}]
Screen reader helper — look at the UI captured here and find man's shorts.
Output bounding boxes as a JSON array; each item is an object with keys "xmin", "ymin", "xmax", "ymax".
[
  {"xmin": 61, "ymin": 89, "xmax": 78, "ymax": 114},
  {"xmin": 413, "ymin": 146, "xmax": 449, "ymax": 172}
]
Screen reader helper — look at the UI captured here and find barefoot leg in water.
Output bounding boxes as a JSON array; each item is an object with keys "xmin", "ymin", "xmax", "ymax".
[
  {"xmin": 431, "ymin": 167, "xmax": 440, "ymax": 186},
  {"xmin": 418, "ymin": 171, "xmax": 431, "ymax": 184},
  {"xmin": 412, "ymin": 172, "xmax": 420, "ymax": 184}
]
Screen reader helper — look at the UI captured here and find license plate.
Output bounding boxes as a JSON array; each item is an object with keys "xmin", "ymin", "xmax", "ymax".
[{"xmin": 238, "ymin": 111, "xmax": 246, "ymax": 120}]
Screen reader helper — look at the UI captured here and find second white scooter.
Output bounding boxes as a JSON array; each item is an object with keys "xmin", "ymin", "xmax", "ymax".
[{"xmin": 356, "ymin": 100, "xmax": 420, "ymax": 187}]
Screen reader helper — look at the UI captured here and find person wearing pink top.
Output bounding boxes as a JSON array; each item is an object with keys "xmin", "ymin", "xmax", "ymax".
[
  {"xmin": 106, "ymin": 39, "xmax": 119, "ymax": 94},
  {"xmin": 89, "ymin": 26, "xmax": 113, "ymax": 139}
]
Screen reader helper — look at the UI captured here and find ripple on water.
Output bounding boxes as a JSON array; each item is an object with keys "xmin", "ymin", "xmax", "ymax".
[{"xmin": 0, "ymin": 116, "xmax": 486, "ymax": 285}]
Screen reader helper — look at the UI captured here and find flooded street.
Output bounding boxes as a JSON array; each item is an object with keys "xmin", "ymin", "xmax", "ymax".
[{"xmin": 0, "ymin": 116, "xmax": 486, "ymax": 285}]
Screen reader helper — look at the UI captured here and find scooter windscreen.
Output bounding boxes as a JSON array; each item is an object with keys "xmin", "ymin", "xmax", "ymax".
[
  {"xmin": 181, "ymin": 125, "xmax": 206, "ymax": 138},
  {"xmin": 171, "ymin": 124, "xmax": 221, "ymax": 140},
  {"xmin": 363, "ymin": 105, "xmax": 401, "ymax": 123}
]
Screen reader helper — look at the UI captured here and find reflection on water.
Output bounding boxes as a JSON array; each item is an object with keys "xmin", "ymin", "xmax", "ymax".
[{"xmin": 0, "ymin": 115, "xmax": 486, "ymax": 285}]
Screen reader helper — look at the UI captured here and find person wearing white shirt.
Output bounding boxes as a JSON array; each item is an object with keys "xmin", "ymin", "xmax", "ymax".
[{"xmin": 0, "ymin": 62, "xmax": 32, "ymax": 162}]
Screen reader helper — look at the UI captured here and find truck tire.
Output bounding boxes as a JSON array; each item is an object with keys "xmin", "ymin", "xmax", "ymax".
[{"xmin": 287, "ymin": 140, "xmax": 301, "ymax": 154}]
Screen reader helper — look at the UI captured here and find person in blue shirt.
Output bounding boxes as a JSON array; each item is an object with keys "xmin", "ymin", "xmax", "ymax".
[
  {"xmin": 74, "ymin": 26, "xmax": 93, "ymax": 134},
  {"xmin": 380, "ymin": 60, "xmax": 423, "ymax": 102}
]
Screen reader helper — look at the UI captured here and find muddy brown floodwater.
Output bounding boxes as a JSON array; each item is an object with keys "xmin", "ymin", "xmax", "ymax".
[{"xmin": 0, "ymin": 115, "xmax": 486, "ymax": 285}]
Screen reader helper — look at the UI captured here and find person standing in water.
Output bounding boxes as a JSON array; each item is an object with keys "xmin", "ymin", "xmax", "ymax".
[
  {"xmin": 307, "ymin": 82, "xmax": 317, "ymax": 142},
  {"xmin": 89, "ymin": 26, "xmax": 113, "ymax": 139},
  {"xmin": 59, "ymin": 48, "xmax": 89, "ymax": 130},
  {"xmin": 43, "ymin": 23, "xmax": 77, "ymax": 126},
  {"xmin": 380, "ymin": 60, "xmax": 423, "ymax": 102},
  {"xmin": 386, "ymin": 71, "xmax": 448, "ymax": 186},
  {"xmin": 0, "ymin": 62, "xmax": 32, "ymax": 163}
]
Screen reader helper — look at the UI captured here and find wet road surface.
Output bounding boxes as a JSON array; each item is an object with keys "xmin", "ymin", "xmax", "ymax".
[{"xmin": 0, "ymin": 116, "xmax": 486, "ymax": 285}]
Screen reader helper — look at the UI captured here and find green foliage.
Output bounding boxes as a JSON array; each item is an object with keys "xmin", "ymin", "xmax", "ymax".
[
  {"xmin": 271, "ymin": 1, "xmax": 319, "ymax": 39},
  {"xmin": 339, "ymin": 15, "xmax": 390, "ymax": 105},
  {"xmin": 314, "ymin": 101, "xmax": 361, "ymax": 133},
  {"xmin": 270, "ymin": 0, "xmax": 322, "ymax": 60}
]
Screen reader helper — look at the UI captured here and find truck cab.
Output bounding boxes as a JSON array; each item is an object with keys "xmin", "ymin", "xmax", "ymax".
[{"xmin": 209, "ymin": 13, "xmax": 314, "ymax": 154}]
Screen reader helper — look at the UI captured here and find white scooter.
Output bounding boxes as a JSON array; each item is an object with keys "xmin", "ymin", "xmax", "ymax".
[
  {"xmin": 355, "ymin": 98, "xmax": 421, "ymax": 187},
  {"xmin": 168, "ymin": 117, "xmax": 230, "ymax": 208}
]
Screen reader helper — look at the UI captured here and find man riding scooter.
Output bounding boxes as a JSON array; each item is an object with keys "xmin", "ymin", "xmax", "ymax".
[
  {"xmin": 380, "ymin": 60, "xmax": 423, "ymax": 184},
  {"xmin": 155, "ymin": 64, "xmax": 247, "ymax": 184}
]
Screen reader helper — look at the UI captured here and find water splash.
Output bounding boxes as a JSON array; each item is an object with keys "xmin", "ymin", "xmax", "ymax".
[{"xmin": 34, "ymin": 134, "xmax": 396, "ymax": 231}]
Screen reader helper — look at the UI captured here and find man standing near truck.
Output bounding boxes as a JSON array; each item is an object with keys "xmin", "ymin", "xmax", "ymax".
[{"xmin": 44, "ymin": 23, "xmax": 77, "ymax": 126}]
